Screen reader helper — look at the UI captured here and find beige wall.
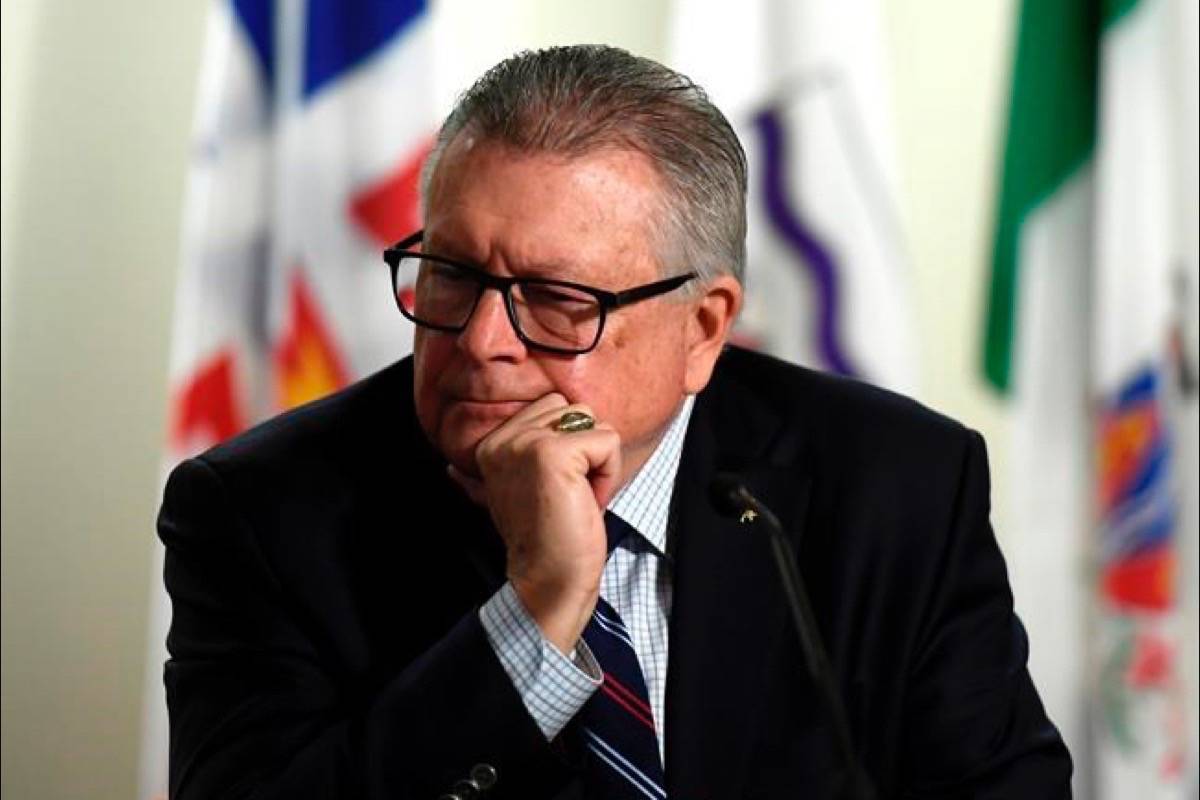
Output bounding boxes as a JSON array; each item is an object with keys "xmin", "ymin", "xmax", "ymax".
[
  {"xmin": 886, "ymin": 0, "xmax": 1014, "ymax": 446},
  {"xmin": 2, "ymin": 0, "xmax": 209, "ymax": 797},
  {"xmin": 1, "ymin": 1, "xmax": 1017, "ymax": 796}
]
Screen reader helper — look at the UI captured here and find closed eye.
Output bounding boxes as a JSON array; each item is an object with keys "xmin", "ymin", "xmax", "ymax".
[{"xmin": 521, "ymin": 283, "xmax": 594, "ymax": 306}]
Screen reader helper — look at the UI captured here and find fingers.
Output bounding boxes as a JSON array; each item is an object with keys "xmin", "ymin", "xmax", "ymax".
[
  {"xmin": 471, "ymin": 393, "xmax": 577, "ymax": 458},
  {"xmin": 526, "ymin": 402, "xmax": 597, "ymax": 433},
  {"xmin": 501, "ymin": 392, "xmax": 570, "ymax": 426},
  {"xmin": 487, "ymin": 396, "xmax": 596, "ymax": 441},
  {"xmin": 464, "ymin": 391, "xmax": 622, "ymax": 650},
  {"xmin": 470, "ymin": 391, "xmax": 621, "ymax": 507},
  {"xmin": 576, "ymin": 422, "xmax": 623, "ymax": 507},
  {"xmin": 475, "ymin": 393, "xmax": 593, "ymax": 461}
]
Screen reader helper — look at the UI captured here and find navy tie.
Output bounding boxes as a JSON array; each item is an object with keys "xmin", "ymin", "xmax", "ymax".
[{"xmin": 578, "ymin": 512, "xmax": 666, "ymax": 799}]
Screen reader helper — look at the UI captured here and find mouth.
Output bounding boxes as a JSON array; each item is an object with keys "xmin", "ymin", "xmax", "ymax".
[{"xmin": 447, "ymin": 398, "xmax": 531, "ymax": 418}]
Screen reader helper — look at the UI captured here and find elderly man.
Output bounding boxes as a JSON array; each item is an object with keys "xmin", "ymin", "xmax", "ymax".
[{"xmin": 159, "ymin": 46, "xmax": 1071, "ymax": 799}]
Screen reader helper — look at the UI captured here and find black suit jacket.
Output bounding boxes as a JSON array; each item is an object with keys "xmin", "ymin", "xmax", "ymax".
[{"xmin": 159, "ymin": 346, "xmax": 1071, "ymax": 798}]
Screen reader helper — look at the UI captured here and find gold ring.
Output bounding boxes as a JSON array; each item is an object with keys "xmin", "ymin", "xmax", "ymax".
[{"xmin": 553, "ymin": 410, "xmax": 595, "ymax": 433}]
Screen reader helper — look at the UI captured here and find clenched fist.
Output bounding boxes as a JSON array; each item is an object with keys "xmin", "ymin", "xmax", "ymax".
[{"xmin": 448, "ymin": 393, "xmax": 622, "ymax": 653}]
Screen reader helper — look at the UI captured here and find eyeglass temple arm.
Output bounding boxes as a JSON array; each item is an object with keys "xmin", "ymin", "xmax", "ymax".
[
  {"xmin": 383, "ymin": 230, "xmax": 425, "ymax": 265},
  {"xmin": 384, "ymin": 231, "xmax": 427, "ymax": 266},
  {"xmin": 609, "ymin": 272, "xmax": 697, "ymax": 308},
  {"xmin": 395, "ymin": 229, "xmax": 424, "ymax": 250}
]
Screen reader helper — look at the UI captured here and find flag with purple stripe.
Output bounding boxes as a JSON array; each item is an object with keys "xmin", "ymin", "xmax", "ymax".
[{"xmin": 670, "ymin": 0, "xmax": 916, "ymax": 392}]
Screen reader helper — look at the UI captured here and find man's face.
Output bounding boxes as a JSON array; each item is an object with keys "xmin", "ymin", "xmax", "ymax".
[{"xmin": 413, "ymin": 137, "xmax": 706, "ymax": 483}]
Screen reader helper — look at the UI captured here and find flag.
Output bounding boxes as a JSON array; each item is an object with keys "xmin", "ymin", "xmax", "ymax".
[
  {"xmin": 1090, "ymin": 0, "xmax": 1197, "ymax": 793},
  {"xmin": 982, "ymin": 0, "xmax": 1098, "ymax": 787},
  {"xmin": 138, "ymin": 1, "xmax": 434, "ymax": 796},
  {"xmin": 668, "ymin": 0, "xmax": 916, "ymax": 392},
  {"xmin": 984, "ymin": 0, "xmax": 1198, "ymax": 794}
]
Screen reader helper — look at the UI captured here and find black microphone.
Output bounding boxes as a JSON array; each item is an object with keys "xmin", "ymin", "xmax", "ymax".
[{"xmin": 709, "ymin": 473, "xmax": 876, "ymax": 800}]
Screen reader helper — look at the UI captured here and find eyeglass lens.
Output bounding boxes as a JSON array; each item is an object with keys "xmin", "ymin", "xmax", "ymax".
[{"xmin": 393, "ymin": 255, "xmax": 603, "ymax": 351}]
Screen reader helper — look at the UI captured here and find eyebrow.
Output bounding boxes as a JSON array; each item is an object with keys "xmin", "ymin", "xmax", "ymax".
[
  {"xmin": 424, "ymin": 237, "xmax": 582, "ymax": 281},
  {"xmin": 421, "ymin": 234, "xmax": 474, "ymax": 263},
  {"xmin": 508, "ymin": 259, "xmax": 581, "ymax": 280}
]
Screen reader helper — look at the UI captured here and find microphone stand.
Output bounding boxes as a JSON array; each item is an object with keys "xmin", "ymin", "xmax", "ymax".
[{"xmin": 713, "ymin": 476, "xmax": 876, "ymax": 800}]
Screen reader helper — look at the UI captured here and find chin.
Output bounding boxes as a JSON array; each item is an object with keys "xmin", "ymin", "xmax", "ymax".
[
  {"xmin": 441, "ymin": 442, "xmax": 487, "ymax": 481},
  {"xmin": 436, "ymin": 420, "xmax": 493, "ymax": 475}
]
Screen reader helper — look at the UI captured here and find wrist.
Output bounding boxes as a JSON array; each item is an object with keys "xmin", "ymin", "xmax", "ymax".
[{"xmin": 511, "ymin": 576, "xmax": 599, "ymax": 654}]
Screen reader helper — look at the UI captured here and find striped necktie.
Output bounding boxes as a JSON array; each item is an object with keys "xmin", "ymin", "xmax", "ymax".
[{"xmin": 578, "ymin": 512, "xmax": 666, "ymax": 799}]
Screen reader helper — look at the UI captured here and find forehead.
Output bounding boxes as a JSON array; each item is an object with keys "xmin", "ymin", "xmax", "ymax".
[{"xmin": 423, "ymin": 138, "xmax": 666, "ymax": 283}]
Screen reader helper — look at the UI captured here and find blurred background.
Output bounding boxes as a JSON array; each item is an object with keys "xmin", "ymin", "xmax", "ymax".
[{"xmin": 2, "ymin": 0, "xmax": 1196, "ymax": 798}]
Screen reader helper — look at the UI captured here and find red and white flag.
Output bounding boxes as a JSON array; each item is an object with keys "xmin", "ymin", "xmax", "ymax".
[{"xmin": 139, "ymin": 1, "xmax": 434, "ymax": 795}]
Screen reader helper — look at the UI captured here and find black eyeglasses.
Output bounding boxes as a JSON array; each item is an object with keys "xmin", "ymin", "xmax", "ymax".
[{"xmin": 383, "ymin": 230, "xmax": 697, "ymax": 355}]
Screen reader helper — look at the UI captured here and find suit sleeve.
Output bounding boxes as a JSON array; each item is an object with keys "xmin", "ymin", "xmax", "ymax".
[
  {"xmin": 159, "ymin": 456, "xmax": 574, "ymax": 800},
  {"xmin": 899, "ymin": 430, "xmax": 1073, "ymax": 798}
]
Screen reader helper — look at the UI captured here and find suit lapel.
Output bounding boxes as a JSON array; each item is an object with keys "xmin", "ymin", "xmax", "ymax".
[{"xmin": 663, "ymin": 391, "xmax": 813, "ymax": 797}]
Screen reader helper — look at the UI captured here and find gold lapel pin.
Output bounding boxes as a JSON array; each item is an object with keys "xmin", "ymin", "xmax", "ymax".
[{"xmin": 739, "ymin": 508, "xmax": 758, "ymax": 524}]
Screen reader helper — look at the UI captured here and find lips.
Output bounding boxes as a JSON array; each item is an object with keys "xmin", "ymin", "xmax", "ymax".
[
  {"xmin": 447, "ymin": 397, "xmax": 531, "ymax": 417},
  {"xmin": 437, "ymin": 374, "xmax": 547, "ymax": 420},
  {"xmin": 442, "ymin": 381, "xmax": 542, "ymax": 408}
]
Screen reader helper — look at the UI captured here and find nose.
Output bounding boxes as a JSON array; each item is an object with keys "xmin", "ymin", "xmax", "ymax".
[{"xmin": 456, "ymin": 287, "xmax": 526, "ymax": 363}]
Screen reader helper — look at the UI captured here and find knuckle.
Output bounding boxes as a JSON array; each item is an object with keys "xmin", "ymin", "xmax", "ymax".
[
  {"xmin": 533, "ymin": 393, "xmax": 567, "ymax": 413},
  {"xmin": 511, "ymin": 429, "xmax": 545, "ymax": 453},
  {"xmin": 475, "ymin": 439, "xmax": 497, "ymax": 466},
  {"xmin": 591, "ymin": 423, "xmax": 618, "ymax": 441},
  {"xmin": 529, "ymin": 435, "xmax": 559, "ymax": 460}
]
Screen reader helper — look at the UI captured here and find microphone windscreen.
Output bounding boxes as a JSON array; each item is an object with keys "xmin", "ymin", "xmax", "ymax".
[{"xmin": 708, "ymin": 472, "xmax": 746, "ymax": 518}]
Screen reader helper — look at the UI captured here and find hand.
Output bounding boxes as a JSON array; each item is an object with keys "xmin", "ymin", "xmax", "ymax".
[{"xmin": 448, "ymin": 393, "xmax": 621, "ymax": 653}]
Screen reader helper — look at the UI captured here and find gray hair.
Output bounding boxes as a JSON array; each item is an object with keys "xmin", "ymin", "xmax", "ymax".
[{"xmin": 421, "ymin": 45, "xmax": 747, "ymax": 288}]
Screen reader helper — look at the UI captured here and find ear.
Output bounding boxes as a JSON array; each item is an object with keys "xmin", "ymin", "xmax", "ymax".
[{"xmin": 684, "ymin": 274, "xmax": 743, "ymax": 394}]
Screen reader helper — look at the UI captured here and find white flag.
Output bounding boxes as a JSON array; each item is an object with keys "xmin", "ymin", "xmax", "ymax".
[
  {"xmin": 1091, "ymin": 0, "xmax": 1198, "ymax": 794},
  {"xmin": 985, "ymin": 0, "xmax": 1199, "ymax": 794},
  {"xmin": 669, "ymin": 0, "xmax": 916, "ymax": 392}
]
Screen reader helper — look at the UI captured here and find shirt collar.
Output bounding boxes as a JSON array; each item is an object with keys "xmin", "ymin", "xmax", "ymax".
[{"xmin": 607, "ymin": 394, "xmax": 695, "ymax": 556}]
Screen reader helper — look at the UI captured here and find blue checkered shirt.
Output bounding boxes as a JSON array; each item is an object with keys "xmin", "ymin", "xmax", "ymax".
[{"xmin": 479, "ymin": 395, "xmax": 694, "ymax": 761}]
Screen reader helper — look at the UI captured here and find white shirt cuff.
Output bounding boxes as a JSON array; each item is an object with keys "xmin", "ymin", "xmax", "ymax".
[{"xmin": 479, "ymin": 581, "xmax": 601, "ymax": 739}]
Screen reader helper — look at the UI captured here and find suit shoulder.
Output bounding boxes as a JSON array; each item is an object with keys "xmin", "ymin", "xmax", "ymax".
[
  {"xmin": 717, "ymin": 347, "xmax": 966, "ymax": 432},
  {"xmin": 712, "ymin": 346, "xmax": 979, "ymax": 469},
  {"xmin": 196, "ymin": 357, "xmax": 415, "ymax": 478}
]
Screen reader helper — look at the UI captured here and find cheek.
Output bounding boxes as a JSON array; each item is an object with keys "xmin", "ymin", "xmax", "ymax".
[
  {"xmin": 412, "ymin": 333, "xmax": 448, "ymax": 430},
  {"xmin": 570, "ymin": 320, "xmax": 687, "ymax": 424}
]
